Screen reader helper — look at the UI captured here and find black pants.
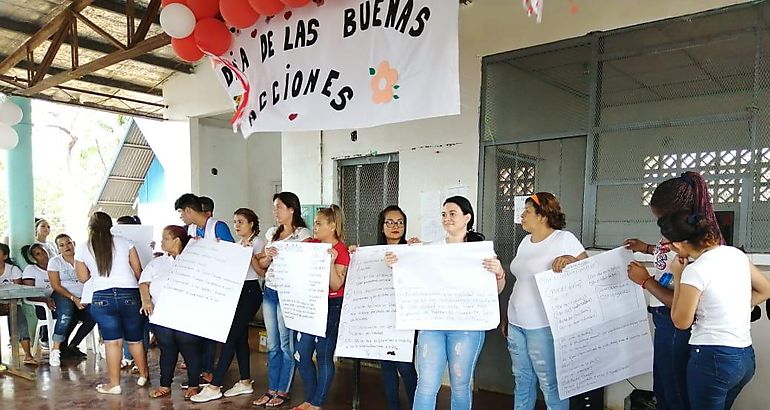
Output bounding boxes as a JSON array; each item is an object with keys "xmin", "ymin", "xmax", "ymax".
[
  {"xmin": 153, "ymin": 324, "xmax": 204, "ymax": 388},
  {"xmin": 212, "ymin": 280, "xmax": 263, "ymax": 386}
]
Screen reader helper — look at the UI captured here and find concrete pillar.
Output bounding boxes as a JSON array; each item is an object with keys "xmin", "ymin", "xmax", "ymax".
[{"xmin": 5, "ymin": 96, "xmax": 33, "ymax": 267}]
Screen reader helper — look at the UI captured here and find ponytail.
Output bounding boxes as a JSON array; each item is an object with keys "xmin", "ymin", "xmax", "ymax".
[{"xmin": 443, "ymin": 196, "xmax": 485, "ymax": 242}]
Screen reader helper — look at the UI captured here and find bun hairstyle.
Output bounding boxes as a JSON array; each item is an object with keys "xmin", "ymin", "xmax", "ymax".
[
  {"xmin": 443, "ymin": 196, "xmax": 485, "ymax": 242},
  {"xmin": 658, "ymin": 210, "xmax": 721, "ymax": 250},
  {"xmin": 272, "ymin": 192, "xmax": 307, "ymax": 241},
  {"xmin": 525, "ymin": 192, "xmax": 567, "ymax": 230},
  {"xmin": 317, "ymin": 204, "xmax": 345, "ymax": 241},
  {"xmin": 234, "ymin": 207, "xmax": 260, "ymax": 241},
  {"xmin": 164, "ymin": 225, "xmax": 191, "ymax": 250}
]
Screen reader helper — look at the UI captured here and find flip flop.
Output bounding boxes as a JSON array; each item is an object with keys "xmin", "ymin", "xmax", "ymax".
[
  {"xmin": 23, "ymin": 358, "xmax": 38, "ymax": 365},
  {"xmin": 149, "ymin": 387, "xmax": 172, "ymax": 399},
  {"xmin": 184, "ymin": 387, "xmax": 201, "ymax": 400},
  {"xmin": 266, "ymin": 394, "xmax": 290, "ymax": 408},
  {"xmin": 254, "ymin": 392, "xmax": 275, "ymax": 406}
]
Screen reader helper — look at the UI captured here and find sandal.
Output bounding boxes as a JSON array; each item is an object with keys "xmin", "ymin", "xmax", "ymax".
[
  {"xmin": 149, "ymin": 387, "xmax": 172, "ymax": 398},
  {"xmin": 266, "ymin": 393, "xmax": 290, "ymax": 408},
  {"xmin": 254, "ymin": 392, "xmax": 275, "ymax": 406},
  {"xmin": 120, "ymin": 358, "xmax": 133, "ymax": 369},
  {"xmin": 23, "ymin": 357, "xmax": 38, "ymax": 365},
  {"xmin": 185, "ymin": 387, "xmax": 201, "ymax": 400}
]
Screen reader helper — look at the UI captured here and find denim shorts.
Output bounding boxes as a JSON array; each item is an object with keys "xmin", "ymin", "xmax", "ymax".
[{"xmin": 90, "ymin": 288, "xmax": 147, "ymax": 342}]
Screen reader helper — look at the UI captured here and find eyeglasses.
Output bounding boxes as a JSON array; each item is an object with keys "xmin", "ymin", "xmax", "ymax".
[{"xmin": 384, "ymin": 220, "xmax": 405, "ymax": 227}]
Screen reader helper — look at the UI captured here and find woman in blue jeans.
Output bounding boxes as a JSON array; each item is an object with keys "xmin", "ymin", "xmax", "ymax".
[
  {"xmin": 47, "ymin": 234, "xmax": 96, "ymax": 366},
  {"xmin": 505, "ymin": 193, "xmax": 587, "ymax": 410},
  {"xmin": 386, "ymin": 196, "xmax": 506, "ymax": 410},
  {"xmin": 75, "ymin": 212, "xmax": 149, "ymax": 395},
  {"xmin": 626, "ymin": 172, "xmax": 723, "ymax": 410},
  {"xmin": 658, "ymin": 211, "xmax": 770, "ymax": 409},
  {"xmin": 254, "ymin": 192, "xmax": 311, "ymax": 407},
  {"xmin": 293, "ymin": 205, "xmax": 350, "ymax": 410}
]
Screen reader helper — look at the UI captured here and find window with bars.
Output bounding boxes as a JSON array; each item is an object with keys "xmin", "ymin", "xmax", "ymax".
[
  {"xmin": 497, "ymin": 158, "xmax": 536, "ymax": 210},
  {"xmin": 640, "ymin": 149, "xmax": 770, "ymax": 205}
]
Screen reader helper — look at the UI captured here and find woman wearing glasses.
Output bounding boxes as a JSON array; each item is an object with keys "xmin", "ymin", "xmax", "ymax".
[{"xmin": 505, "ymin": 192, "xmax": 587, "ymax": 410}]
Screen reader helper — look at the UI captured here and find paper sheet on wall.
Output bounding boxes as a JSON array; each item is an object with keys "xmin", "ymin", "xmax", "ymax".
[
  {"xmin": 420, "ymin": 190, "xmax": 444, "ymax": 243},
  {"xmin": 150, "ymin": 240, "xmax": 251, "ymax": 342},
  {"xmin": 535, "ymin": 247, "xmax": 652, "ymax": 399},
  {"xmin": 392, "ymin": 241, "xmax": 499, "ymax": 330},
  {"xmin": 111, "ymin": 225, "xmax": 155, "ymax": 269},
  {"xmin": 268, "ymin": 241, "xmax": 331, "ymax": 337},
  {"xmin": 336, "ymin": 245, "xmax": 415, "ymax": 361},
  {"xmin": 514, "ymin": 196, "xmax": 528, "ymax": 224},
  {"xmin": 446, "ymin": 185, "xmax": 469, "ymax": 198}
]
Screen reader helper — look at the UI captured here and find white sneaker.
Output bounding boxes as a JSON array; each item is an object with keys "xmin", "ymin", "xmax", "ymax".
[
  {"xmin": 223, "ymin": 381, "xmax": 253, "ymax": 397},
  {"xmin": 49, "ymin": 349, "xmax": 61, "ymax": 367},
  {"xmin": 190, "ymin": 385, "xmax": 223, "ymax": 403}
]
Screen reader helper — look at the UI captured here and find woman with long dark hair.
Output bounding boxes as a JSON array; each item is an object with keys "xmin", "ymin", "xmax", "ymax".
[
  {"xmin": 385, "ymin": 196, "xmax": 505, "ymax": 410},
  {"xmin": 74, "ymin": 212, "xmax": 148, "ymax": 394},
  {"xmin": 34, "ymin": 218, "xmax": 58, "ymax": 257},
  {"xmin": 657, "ymin": 211, "xmax": 770, "ymax": 409},
  {"xmin": 253, "ymin": 192, "xmax": 311, "ymax": 407}
]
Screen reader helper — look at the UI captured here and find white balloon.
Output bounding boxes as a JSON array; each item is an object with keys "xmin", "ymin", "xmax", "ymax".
[
  {"xmin": 160, "ymin": 4, "xmax": 196, "ymax": 39},
  {"xmin": 0, "ymin": 123, "xmax": 19, "ymax": 150},
  {"xmin": 0, "ymin": 101, "xmax": 23, "ymax": 125}
]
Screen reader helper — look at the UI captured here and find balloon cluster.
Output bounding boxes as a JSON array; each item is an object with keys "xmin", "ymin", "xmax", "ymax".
[
  {"xmin": 160, "ymin": 0, "xmax": 312, "ymax": 62},
  {"xmin": 0, "ymin": 97, "xmax": 22, "ymax": 150}
]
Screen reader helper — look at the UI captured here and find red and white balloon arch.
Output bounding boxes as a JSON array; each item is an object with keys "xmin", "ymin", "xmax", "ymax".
[{"xmin": 160, "ymin": 0, "xmax": 313, "ymax": 62}]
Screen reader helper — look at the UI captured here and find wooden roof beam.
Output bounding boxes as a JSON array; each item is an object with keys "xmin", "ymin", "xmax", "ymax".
[{"xmin": 0, "ymin": 0, "xmax": 95, "ymax": 76}]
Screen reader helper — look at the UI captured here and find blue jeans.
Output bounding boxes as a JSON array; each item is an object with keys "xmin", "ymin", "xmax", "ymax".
[
  {"xmin": 687, "ymin": 345, "xmax": 755, "ymax": 410},
  {"xmin": 51, "ymin": 292, "xmax": 96, "ymax": 344},
  {"xmin": 90, "ymin": 288, "xmax": 146, "ymax": 342},
  {"xmin": 649, "ymin": 306, "xmax": 691, "ymax": 410},
  {"xmin": 296, "ymin": 297, "xmax": 343, "ymax": 407},
  {"xmin": 263, "ymin": 287, "xmax": 295, "ymax": 392},
  {"xmin": 413, "ymin": 330, "xmax": 485, "ymax": 410},
  {"xmin": 507, "ymin": 325, "xmax": 567, "ymax": 410},
  {"xmin": 380, "ymin": 359, "xmax": 417, "ymax": 410}
]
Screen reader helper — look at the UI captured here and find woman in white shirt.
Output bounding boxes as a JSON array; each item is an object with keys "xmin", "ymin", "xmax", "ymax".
[
  {"xmin": 192, "ymin": 208, "xmax": 267, "ymax": 402},
  {"xmin": 253, "ymin": 192, "xmax": 311, "ymax": 408},
  {"xmin": 140, "ymin": 225, "xmax": 203, "ymax": 399},
  {"xmin": 21, "ymin": 243, "xmax": 56, "ymax": 349},
  {"xmin": 0, "ymin": 243, "xmax": 36, "ymax": 364},
  {"xmin": 34, "ymin": 218, "xmax": 58, "ymax": 257},
  {"xmin": 74, "ymin": 212, "xmax": 149, "ymax": 395},
  {"xmin": 47, "ymin": 234, "xmax": 96, "ymax": 365},
  {"xmin": 658, "ymin": 211, "xmax": 770, "ymax": 409},
  {"xmin": 506, "ymin": 192, "xmax": 587, "ymax": 410}
]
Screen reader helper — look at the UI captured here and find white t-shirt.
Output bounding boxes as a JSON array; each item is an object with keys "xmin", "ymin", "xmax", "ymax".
[
  {"xmin": 138, "ymin": 255, "xmax": 174, "ymax": 306},
  {"xmin": 649, "ymin": 239, "xmax": 678, "ymax": 308},
  {"xmin": 243, "ymin": 237, "xmax": 266, "ymax": 281},
  {"xmin": 47, "ymin": 255, "xmax": 84, "ymax": 297},
  {"xmin": 264, "ymin": 226, "xmax": 312, "ymax": 289},
  {"xmin": 0, "ymin": 263, "xmax": 22, "ymax": 285},
  {"xmin": 74, "ymin": 236, "xmax": 139, "ymax": 292},
  {"xmin": 680, "ymin": 246, "xmax": 752, "ymax": 347},
  {"xmin": 23, "ymin": 264, "xmax": 53, "ymax": 297},
  {"xmin": 35, "ymin": 240, "xmax": 58, "ymax": 258},
  {"xmin": 508, "ymin": 230, "xmax": 585, "ymax": 329}
]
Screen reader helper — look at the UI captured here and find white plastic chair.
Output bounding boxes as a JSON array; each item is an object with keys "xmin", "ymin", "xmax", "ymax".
[
  {"xmin": 23, "ymin": 299, "xmax": 55, "ymax": 355},
  {"xmin": 82, "ymin": 324, "xmax": 103, "ymax": 360}
]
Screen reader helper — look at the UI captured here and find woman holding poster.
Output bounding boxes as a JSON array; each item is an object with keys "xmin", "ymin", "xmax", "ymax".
[
  {"xmin": 505, "ymin": 192, "xmax": 587, "ymax": 410},
  {"xmin": 657, "ymin": 211, "xmax": 770, "ymax": 409},
  {"xmin": 74, "ymin": 212, "xmax": 149, "ymax": 395},
  {"xmin": 385, "ymin": 196, "xmax": 505, "ymax": 410},
  {"xmin": 254, "ymin": 192, "xmax": 312, "ymax": 408},
  {"xmin": 293, "ymin": 205, "xmax": 350, "ymax": 410},
  {"xmin": 139, "ymin": 226, "xmax": 203, "ymax": 400}
]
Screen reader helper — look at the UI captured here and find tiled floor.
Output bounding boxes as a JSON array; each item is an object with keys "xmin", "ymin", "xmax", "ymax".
[{"xmin": 1, "ymin": 327, "xmax": 514, "ymax": 409}]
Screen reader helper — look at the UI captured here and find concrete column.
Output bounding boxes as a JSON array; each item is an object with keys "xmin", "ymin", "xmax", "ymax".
[{"xmin": 5, "ymin": 96, "xmax": 33, "ymax": 267}]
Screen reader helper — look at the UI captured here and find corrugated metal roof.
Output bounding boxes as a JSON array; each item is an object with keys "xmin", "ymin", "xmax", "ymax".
[{"xmin": 90, "ymin": 118, "xmax": 155, "ymax": 218}]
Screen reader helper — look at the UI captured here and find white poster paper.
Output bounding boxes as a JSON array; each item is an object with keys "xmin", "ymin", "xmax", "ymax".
[
  {"xmin": 150, "ymin": 240, "xmax": 251, "ymax": 342},
  {"xmin": 269, "ymin": 241, "xmax": 331, "ymax": 337},
  {"xmin": 514, "ymin": 196, "xmax": 528, "ymax": 224},
  {"xmin": 336, "ymin": 245, "xmax": 415, "ymax": 361},
  {"xmin": 419, "ymin": 190, "xmax": 443, "ymax": 243},
  {"xmin": 535, "ymin": 247, "xmax": 652, "ymax": 399},
  {"xmin": 214, "ymin": 0, "xmax": 459, "ymax": 134},
  {"xmin": 392, "ymin": 241, "xmax": 499, "ymax": 330},
  {"xmin": 111, "ymin": 224, "xmax": 155, "ymax": 268}
]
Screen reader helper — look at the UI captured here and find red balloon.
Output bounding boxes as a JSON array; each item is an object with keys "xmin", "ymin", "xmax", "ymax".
[
  {"xmin": 171, "ymin": 36, "xmax": 203, "ymax": 62},
  {"xmin": 187, "ymin": 0, "xmax": 220, "ymax": 20},
  {"xmin": 279, "ymin": 0, "xmax": 310, "ymax": 7},
  {"xmin": 247, "ymin": 0, "xmax": 284, "ymax": 16},
  {"xmin": 220, "ymin": 0, "xmax": 260, "ymax": 29},
  {"xmin": 194, "ymin": 18, "xmax": 232, "ymax": 56},
  {"xmin": 161, "ymin": 0, "xmax": 187, "ymax": 6}
]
